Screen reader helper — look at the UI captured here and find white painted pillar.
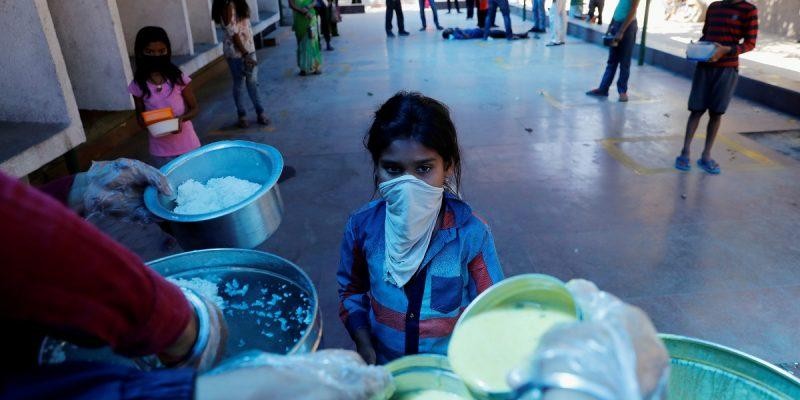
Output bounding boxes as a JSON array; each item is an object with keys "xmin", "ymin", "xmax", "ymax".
[
  {"xmin": 117, "ymin": 0, "xmax": 195, "ymax": 56},
  {"xmin": 279, "ymin": 0, "xmax": 293, "ymax": 26},
  {"xmin": 47, "ymin": 0, "xmax": 134, "ymax": 110},
  {"xmin": 186, "ymin": 0, "xmax": 217, "ymax": 44},
  {"xmin": 247, "ymin": 0, "xmax": 261, "ymax": 21},
  {"xmin": 258, "ymin": 0, "xmax": 279, "ymax": 15},
  {"xmin": 0, "ymin": 0, "xmax": 85, "ymax": 176}
]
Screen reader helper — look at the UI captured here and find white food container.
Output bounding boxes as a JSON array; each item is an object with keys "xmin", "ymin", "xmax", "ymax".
[
  {"xmin": 147, "ymin": 118, "xmax": 180, "ymax": 137},
  {"xmin": 686, "ymin": 41, "xmax": 717, "ymax": 62}
]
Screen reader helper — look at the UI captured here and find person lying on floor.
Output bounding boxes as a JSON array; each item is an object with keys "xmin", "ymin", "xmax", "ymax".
[{"xmin": 442, "ymin": 27, "xmax": 528, "ymax": 40}]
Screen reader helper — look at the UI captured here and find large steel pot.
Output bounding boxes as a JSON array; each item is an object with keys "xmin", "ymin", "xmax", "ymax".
[
  {"xmin": 39, "ymin": 249, "xmax": 322, "ymax": 369},
  {"xmin": 144, "ymin": 140, "xmax": 283, "ymax": 250}
]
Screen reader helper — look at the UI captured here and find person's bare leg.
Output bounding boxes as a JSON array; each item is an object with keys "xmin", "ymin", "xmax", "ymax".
[
  {"xmin": 680, "ymin": 110, "xmax": 704, "ymax": 157},
  {"xmin": 701, "ymin": 112, "xmax": 722, "ymax": 161}
]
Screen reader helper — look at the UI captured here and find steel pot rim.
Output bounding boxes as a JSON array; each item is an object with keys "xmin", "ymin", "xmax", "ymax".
[
  {"xmin": 144, "ymin": 141, "xmax": 284, "ymax": 223},
  {"xmin": 147, "ymin": 248, "xmax": 320, "ymax": 354}
]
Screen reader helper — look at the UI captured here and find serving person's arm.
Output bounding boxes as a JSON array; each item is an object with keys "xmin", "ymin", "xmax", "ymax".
[{"xmin": 0, "ymin": 172, "xmax": 194, "ymax": 358}]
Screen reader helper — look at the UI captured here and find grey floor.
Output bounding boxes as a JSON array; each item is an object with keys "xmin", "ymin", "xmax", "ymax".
[{"xmin": 120, "ymin": 11, "xmax": 800, "ymax": 364}]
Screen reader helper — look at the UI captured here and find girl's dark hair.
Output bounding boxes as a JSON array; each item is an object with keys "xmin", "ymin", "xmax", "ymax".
[
  {"xmin": 133, "ymin": 26, "xmax": 185, "ymax": 99},
  {"xmin": 212, "ymin": 0, "xmax": 251, "ymax": 24},
  {"xmin": 365, "ymin": 91, "xmax": 462, "ymax": 195}
]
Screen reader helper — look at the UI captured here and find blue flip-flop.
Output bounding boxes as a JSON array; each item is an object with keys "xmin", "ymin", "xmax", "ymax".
[
  {"xmin": 675, "ymin": 156, "xmax": 691, "ymax": 171},
  {"xmin": 697, "ymin": 159, "xmax": 721, "ymax": 174}
]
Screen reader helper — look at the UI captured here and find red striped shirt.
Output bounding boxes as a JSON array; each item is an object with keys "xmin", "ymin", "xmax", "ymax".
[{"xmin": 700, "ymin": 0, "xmax": 758, "ymax": 68}]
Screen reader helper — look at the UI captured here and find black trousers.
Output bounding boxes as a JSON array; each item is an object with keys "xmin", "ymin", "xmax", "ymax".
[
  {"xmin": 466, "ymin": 0, "xmax": 475, "ymax": 18},
  {"xmin": 447, "ymin": 0, "xmax": 460, "ymax": 11},
  {"xmin": 476, "ymin": 8, "xmax": 487, "ymax": 27},
  {"xmin": 385, "ymin": 0, "xmax": 405, "ymax": 32}
]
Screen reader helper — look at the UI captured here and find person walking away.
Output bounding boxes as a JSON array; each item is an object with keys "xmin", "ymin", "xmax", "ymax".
[
  {"xmin": 211, "ymin": 0, "xmax": 270, "ymax": 128},
  {"xmin": 386, "ymin": 0, "xmax": 410, "ymax": 36},
  {"xmin": 316, "ymin": 0, "xmax": 335, "ymax": 50},
  {"xmin": 585, "ymin": 0, "xmax": 640, "ymax": 102},
  {"xmin": 476, "ymin": 0, "xmax": 489, "ymax": 27},
  {"xmin": 528, "ymin": 0, "xmax": 547, "ymax": 33},
  {"xmin": 675, "ymin": 0, "xmax": 758, "ymax": 174},
  {"xmin": 128, "ymin": 27, "xmax": 201, "ymax": 168},
  {"xmin": 482, "ymin": 0, "xmax": 514, "ymax": 39},
  {"xmin": 546, "ymin": 0, "xmax": 567, "ymax": 45},
  {"xmin": 586, "ymin": 0, "xmax": 604, "ymax": 24},
  {"xmin": 331, "ymin": 0, "xmax": 341, "ymax": 37},
  {"xmin": 289, "ymin": 0, "xmax": 324, "ymax": 74},
  {"xmin": 447, "ymin": 0, "xmax": 461, "ymax": 13},
  {"xmin": 419, "ymin": 0, "xmax": 444, "ymax": 31}
]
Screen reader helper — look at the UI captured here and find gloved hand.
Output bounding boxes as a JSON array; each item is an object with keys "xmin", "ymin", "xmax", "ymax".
[
  {"xmin": 196, "ymin": 349, "xmax": 393, "ymax": 400},
  {"xmin": 71, "ymin": 158, "xmax": 173, "ymax": 222},
  {"xmin": 509, "ymin": 279, "xmax": 670, "ymax": 400},
  {"xmin": 158, "ymin": 287, "xmax": 228, "ymax": 372}
]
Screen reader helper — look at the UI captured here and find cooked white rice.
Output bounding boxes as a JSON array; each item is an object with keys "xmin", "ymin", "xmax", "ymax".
[
  {"xmin": 173, "ymin": 177, "xmax": 261, "ymax": 215},
  {"xmin": 168, "ymin": 277, "xmax": 226, "ymax": 310}
]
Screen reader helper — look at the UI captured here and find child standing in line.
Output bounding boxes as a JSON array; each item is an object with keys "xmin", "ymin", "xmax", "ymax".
[
  {"xmin": 676, "ymin": 0, "xmax": 758, "ymax": 174},
  {"xmin": 337, "ymin": 92, "xmax": 505, "ymax": 365},
  {"xmin": 129, "ymin": 27, "xmax": 201, "ymax": 167},
  {"xmin": 212, "ymin": 0, "xmax": 271, "ymax": 127}
]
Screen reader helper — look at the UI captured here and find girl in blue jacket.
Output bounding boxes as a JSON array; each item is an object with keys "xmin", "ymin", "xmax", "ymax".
[{"xmin": 337, "ymin": 92, "xmax": 505, "ymax": 364}]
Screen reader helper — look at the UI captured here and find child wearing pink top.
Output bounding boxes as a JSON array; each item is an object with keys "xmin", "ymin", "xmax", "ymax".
[{"xmin": 129, "ymin": 27, "xmax": 201, "ymax": 167}]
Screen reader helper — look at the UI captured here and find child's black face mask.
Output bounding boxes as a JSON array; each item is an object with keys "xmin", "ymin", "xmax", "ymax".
[{"xmin": 140, "ymin": 55, "xmax": 171, "ymax": 74}]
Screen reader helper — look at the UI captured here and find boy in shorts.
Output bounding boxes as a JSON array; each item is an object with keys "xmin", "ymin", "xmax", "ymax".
[{"xmin": 676, "ymin": 0, "xmax": 758, "ymax": 174}]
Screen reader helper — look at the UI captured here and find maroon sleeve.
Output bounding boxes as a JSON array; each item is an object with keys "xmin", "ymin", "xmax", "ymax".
[
  {"xmin": 0, "ymin": 172, "xmax": 192, "ymax": 357},
  {"xmin": 37, "ymin": 175, "xmax": 76, "ymax": 205},
  {"xmin": 736, "ymin": 7, "xmax": 758, "ymax": 56}
]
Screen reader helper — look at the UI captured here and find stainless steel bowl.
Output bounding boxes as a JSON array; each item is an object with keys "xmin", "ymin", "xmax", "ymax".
[
  {"xmin": 144, "ymin": 140, "xmax": 284, "ymax": 250},
  {"xmin": 149, "ymin": 249, "xmax": 322, "ymax": 355},
  {"xmin": 39, "ymin": 249, "xmax": 321, "ymax": 369}
]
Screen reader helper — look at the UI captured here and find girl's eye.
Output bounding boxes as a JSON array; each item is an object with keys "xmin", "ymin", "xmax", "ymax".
[
  {"xmin": 416, "ymin": 166, "xmax": 432, "ymax": 174},
  {"xmin": 385, "ymin": 166, "xmax": 402, "ymax": 174}
]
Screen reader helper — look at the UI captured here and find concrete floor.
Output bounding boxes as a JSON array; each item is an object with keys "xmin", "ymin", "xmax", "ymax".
[{"xmin": 115, "ymin": 11, "xmax": 800, "ymax": 364}]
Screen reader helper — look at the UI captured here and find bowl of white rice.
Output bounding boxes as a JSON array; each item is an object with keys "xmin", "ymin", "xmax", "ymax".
[{"xmin": 144, "ymin": 140, "xmax": 284, "ymax": 250}]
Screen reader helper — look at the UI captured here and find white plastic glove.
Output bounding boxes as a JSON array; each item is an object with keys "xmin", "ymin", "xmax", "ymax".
[
  {"xmin": 73, "ymin": 158, "xmax": 172, "ymax": 222},
  {"xmin": 197, "ymin": 349, "xmax": 393, "ymax": 400},
  {"xmin": 509, "ymin": 279, "xmax": 670, "ymax": 400}
]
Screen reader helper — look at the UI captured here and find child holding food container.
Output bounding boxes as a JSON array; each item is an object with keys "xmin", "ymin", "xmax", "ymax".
[
  {"xmin": 128, "ymin": 26, "xmax": 201, "ymax": 167},
  {"xmin": 337, "ymin": 92, "xmax": 505, "ymax": 365},
  {"xmin": 676, "ymin": 0, "xmax": 758, "ymax": 174}
]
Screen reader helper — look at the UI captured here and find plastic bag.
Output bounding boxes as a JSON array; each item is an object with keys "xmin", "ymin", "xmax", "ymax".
[
  {"xmin": 82, "ymin": 158, "xmax": 172, "ymax": 223},
  {"xmin": 208, "ymin": 349, "xmax": 393, "ymax": 400},
  {"xmin": 509, "ymin": 279, "xmax": 670, "ymax": 400}
]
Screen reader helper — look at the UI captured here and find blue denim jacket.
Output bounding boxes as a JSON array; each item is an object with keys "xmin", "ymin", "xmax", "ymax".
[{"xmin": 337, "ymin": 194, "xmax": 505, "ymax": 364}]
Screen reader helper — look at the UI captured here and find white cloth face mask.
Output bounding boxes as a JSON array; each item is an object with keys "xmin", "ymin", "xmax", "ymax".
[{"xmin": 378, "ymin": 174, "xmax": 445, "ymax": 288}]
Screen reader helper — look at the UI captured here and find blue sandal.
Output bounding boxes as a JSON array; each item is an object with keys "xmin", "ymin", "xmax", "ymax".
[
  {"xmin": 697, "ymin": 158, "xmax": 721, "ymax": 174},
  {"xmin": 675, "ymin": 156, "xmax": 691, "ymax": 171}
]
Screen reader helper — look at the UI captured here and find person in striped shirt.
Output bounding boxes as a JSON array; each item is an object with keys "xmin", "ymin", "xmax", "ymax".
[
  {"xmin": 676, "ymin": 0, "xmax": 758, "ymax": 174},
  {"xmin": 338, "ymin": 92, "xmax": 505, "ymax": 364}
]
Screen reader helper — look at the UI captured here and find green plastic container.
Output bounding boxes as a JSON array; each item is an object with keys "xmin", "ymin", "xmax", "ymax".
[
  {"xmin": 379, "ymin": 354, "xmax": 474, "ymax": 400},
  {"xmin": 453, "ymin": 274, "xmax": 581, "ymax": 399},
  {"xmin": 456, "ymin": 274, "xmax": 581, "ymax": 328},
  {"xmin": 661, "ymin": 334, "xmax": 800, "ymax": 399}
]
